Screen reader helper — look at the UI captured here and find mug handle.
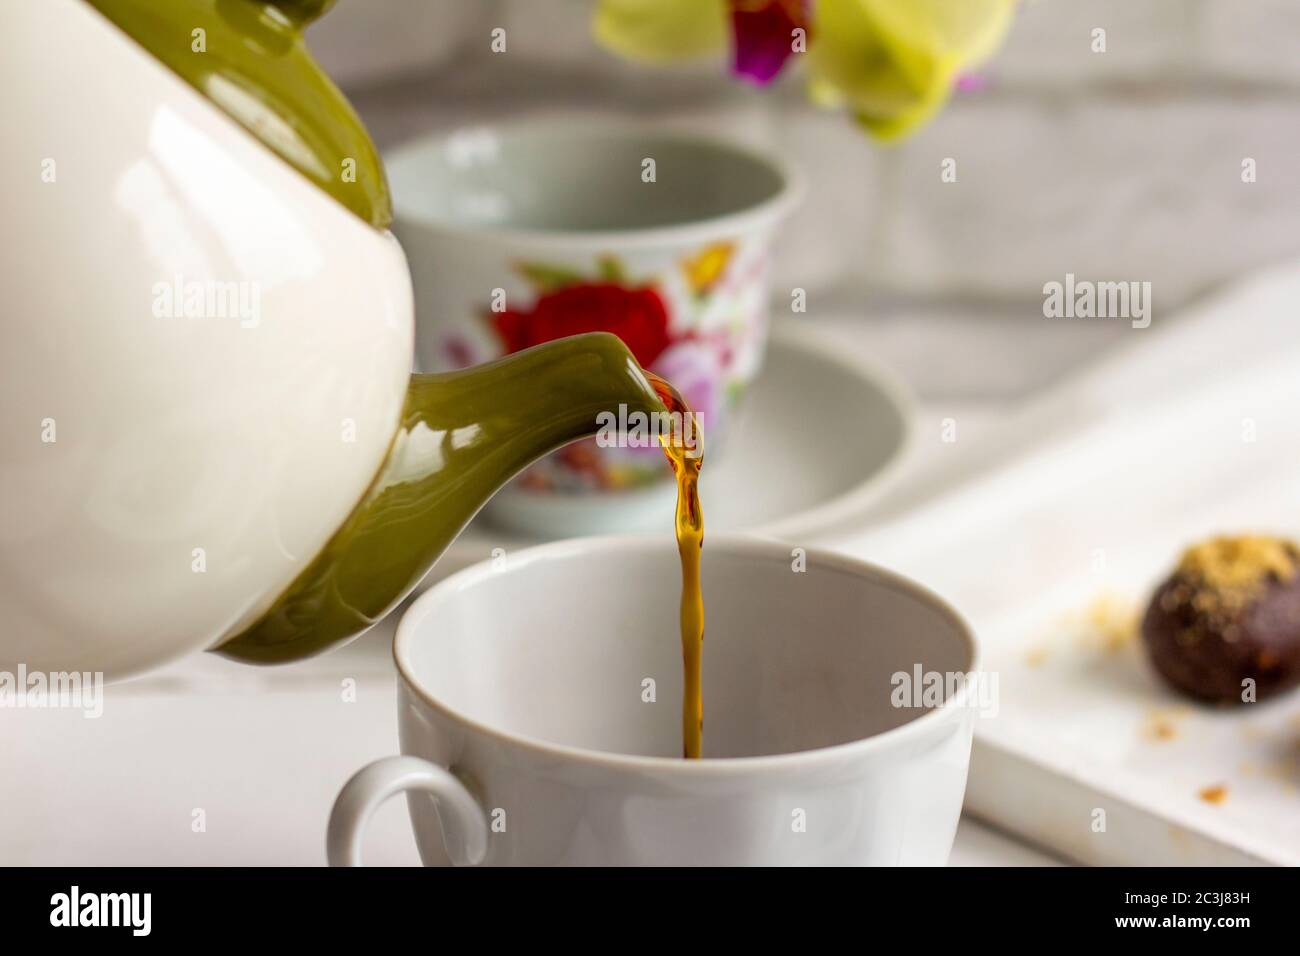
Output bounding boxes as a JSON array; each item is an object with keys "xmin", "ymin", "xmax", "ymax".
[{"xmin": 327, "ymin": 756, "xmax": 489, "ymax": 867}]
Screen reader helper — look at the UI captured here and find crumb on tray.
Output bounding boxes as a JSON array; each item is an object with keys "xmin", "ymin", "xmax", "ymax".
[{"xmin": 1197, "ymin": 783, "xmax": 1229, "ymax": 805}]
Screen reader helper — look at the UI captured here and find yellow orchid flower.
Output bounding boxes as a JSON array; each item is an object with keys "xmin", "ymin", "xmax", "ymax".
[
  {"xmin": 592, "ymin": 0, "xmax": 1017, "ymax": 141},
  {"xmin": 808, "ymin": 0, "xmax": 1016, "ymax": 141},
  {"xmin": 592, "ymin": 0, "xmax": 729, "ymax": 64}
]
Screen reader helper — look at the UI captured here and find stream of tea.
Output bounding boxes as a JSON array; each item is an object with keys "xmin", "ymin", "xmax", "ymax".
[{"xmin": 645, "ymin": 372, "xmax": 705, "ymax": 759}]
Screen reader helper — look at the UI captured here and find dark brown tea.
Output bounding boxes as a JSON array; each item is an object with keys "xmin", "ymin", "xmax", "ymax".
[{"xmin": 645, "ymin": 372, "xmax": 705, "ymax": 759}]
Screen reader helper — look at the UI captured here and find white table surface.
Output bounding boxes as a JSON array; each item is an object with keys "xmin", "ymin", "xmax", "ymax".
[
  {"xmin": 1, "ymin": 634, "xmax": 1062, "ymax": 866},
  {"xmin": 3, "ymin": 311, "xmax": 1097, "ymax": 867}
]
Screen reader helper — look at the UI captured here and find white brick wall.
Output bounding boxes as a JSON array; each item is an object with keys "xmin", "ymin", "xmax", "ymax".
[
  {"xmin": 317, "ymin": 0, "xmax": 1300, "ymax": 315},
  {"xmin": 993, "ymin": 0, "xmax": 1199, "ymax": 87},
  {"xmin": 865, "ymin": 96, "xmax": 1300, "ymax": 305},
  {"xmin": 306, "ymin": 0, "xmax": 484, "ymax": 88},
  {"xmin": 1197, "ymin": 0, "xmax": 1300, "ymax": 85}
]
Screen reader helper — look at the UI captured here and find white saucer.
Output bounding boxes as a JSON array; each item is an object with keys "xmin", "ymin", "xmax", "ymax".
[{"xmin": 420, "ymin": 323, "xmax": 915, "ymax": 586}]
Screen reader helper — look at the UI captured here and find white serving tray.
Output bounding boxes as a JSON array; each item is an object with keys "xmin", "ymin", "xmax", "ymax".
[{"xmin": 829, "ymin": 266, "xmax": 1300, "ymax": 866}]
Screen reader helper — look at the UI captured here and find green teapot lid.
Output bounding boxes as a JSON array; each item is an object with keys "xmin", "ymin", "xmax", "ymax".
[{"xmin": 85, "ymin": 0, "xmax": 391, "ymax": 229}]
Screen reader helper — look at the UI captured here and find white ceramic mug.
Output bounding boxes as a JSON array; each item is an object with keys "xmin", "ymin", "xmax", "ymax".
[
  {"xmin": 328, "ymin": 537, "xmax": 977, "ymax": 866},
  {"xmin": 386, "ymin": 121, "xmax": 800, "ymax": 537}
]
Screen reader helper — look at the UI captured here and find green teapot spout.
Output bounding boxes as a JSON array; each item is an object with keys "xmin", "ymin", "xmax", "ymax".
[{"xmin": 216, "ymin": 333, "xmax": 667, "ymax": 663}]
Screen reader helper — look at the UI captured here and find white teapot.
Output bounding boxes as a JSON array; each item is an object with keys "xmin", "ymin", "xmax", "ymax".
[{"xmin": 1, "ymin": 0, "xmax": 668, "ymax": 678}]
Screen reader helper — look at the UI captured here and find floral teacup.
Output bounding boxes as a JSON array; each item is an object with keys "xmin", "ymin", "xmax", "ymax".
[{"xmin": 387, "ymin": 120, "xmax": 799, "ymax": 536}]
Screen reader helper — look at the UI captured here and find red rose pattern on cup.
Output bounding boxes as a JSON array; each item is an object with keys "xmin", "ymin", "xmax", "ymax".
[
  {"xmin": 492, "ymin": 282, "xmax": 672, "ymax": 369},
  {"xmin": 457, "ymin": 248, "xmax": 761, "ymax": 494}
]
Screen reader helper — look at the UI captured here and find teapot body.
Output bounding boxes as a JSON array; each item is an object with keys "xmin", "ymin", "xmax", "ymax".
[{"xmin": 1, "ymin": 0, "xmax": 413, "ymax": 677}]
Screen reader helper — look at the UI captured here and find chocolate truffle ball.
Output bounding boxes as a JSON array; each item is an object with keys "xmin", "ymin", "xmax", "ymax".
[{"xmin": 1141, "ymin": 535, "xmax": 1300, "ymax": 704}]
